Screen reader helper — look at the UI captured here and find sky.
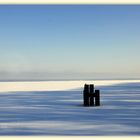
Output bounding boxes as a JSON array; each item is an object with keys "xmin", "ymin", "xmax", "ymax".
[{"xmin": 0, "ymin": 5, "xmax": 140, "ymax": 80}]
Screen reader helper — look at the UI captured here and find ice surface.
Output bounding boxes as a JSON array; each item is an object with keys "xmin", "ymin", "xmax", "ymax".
[{"xmin": 0, "ymin": 80, "xmax": 140, "ymax": 135}]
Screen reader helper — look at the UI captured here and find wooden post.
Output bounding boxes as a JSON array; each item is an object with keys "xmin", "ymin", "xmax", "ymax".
[
  {"xmin": 95, "ymin": 90, "xmax": 100, "ymax": 106},
  {"xmin": 89, "ymin": 84, "xmax": 94, "ymax": 106},
  {"xmin": 83, "ymin": 84, "xmax": 89, "ymax": 106}
]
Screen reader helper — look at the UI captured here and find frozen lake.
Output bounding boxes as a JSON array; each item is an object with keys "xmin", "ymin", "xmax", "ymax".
[{"xmin": 0, "ymin": 80, "xmax": 140, "ymax": 135}]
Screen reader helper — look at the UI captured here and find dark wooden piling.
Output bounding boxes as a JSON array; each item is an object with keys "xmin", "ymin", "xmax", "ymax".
[
  {"xmin": 95, "ymin": 90, "xmax": 100, "ymax": 106},
  {"xmin": 89, "ymin": 84, "xmax": 94, "ymax": 106},
  {"xmin": 83, "ymin": 84, "xmax": 90, "ymax": 106}
]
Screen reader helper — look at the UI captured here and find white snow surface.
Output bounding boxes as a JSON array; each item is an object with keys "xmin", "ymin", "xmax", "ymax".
[{"xmin": 0, "ymin": 80, "xmax": 140, "ymax": 135}]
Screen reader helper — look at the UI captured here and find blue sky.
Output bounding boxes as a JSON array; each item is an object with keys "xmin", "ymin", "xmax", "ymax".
[{"xmin": 0, "ymin": 5, "xmax": 140, "ymax": 80}]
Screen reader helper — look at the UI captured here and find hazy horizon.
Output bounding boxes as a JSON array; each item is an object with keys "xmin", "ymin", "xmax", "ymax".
[{"xmin": 0, "ymin": 5, "xmax": 140, "ymax": 81}]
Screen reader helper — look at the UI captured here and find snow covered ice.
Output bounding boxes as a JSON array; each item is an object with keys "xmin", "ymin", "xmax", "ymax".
[{"xmin": 0, "ymin": 80, "xmax": 140, "ymax": 135}]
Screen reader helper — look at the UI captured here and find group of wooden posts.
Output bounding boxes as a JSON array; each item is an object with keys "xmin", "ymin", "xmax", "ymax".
[{"xmin": 83, "ymin": 84, "xmax": 100, "ymax": 106}]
